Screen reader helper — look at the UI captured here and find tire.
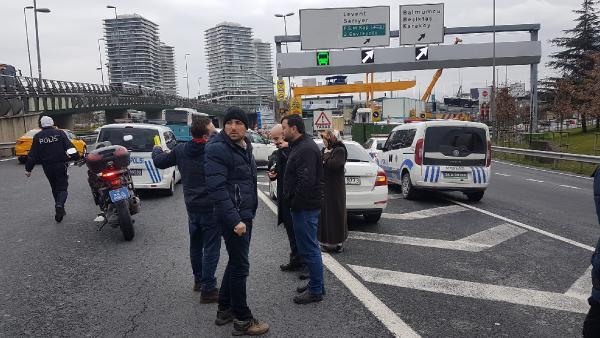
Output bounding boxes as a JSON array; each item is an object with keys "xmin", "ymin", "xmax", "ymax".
[
  {"xmin": 18, "ymin": 156, "xmax": 27, "ymax": 164},
  {"xmin": 165, "ymin": 175, "xmax": 175, "ymax": 196},
  {"xmin": 116, "ymin": 200, "xmax": 134, "ymax": 241},
  {"xmin": 401, "ymin": 172, "xmax": 418, "ymax": 200},
  {"xmin": 465, "ymin": 191, "xmax": 485, "ymax": 202},
  {"xmin": 363, "ymin": 211, "xmax": 382, "ymax": 223}
]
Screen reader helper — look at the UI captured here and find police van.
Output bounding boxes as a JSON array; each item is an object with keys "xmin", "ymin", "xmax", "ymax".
[
  {"xmin": 95, "ymin": 124, "xmax": 181, "ymax": 195},
  {"xmin": 379, "ymin": 120, "xmax": 491, "ymax": 201}
]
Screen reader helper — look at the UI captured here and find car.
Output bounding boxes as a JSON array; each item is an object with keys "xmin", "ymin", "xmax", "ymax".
[
  {"xmin": 16, "ymin": 128, "xmax": 87, "ymax": 164},
  {"xmin": 95, "ymin": 123, "xmax": 181, "ymax": 195},
  {"xmin": 362, "ymin": 137, "xmax": 388, "ymax": 163},
  {"xmin": 247, "ymin": 130, "xmax": 276, "ymax": 167},
  {"xmin": 269, "ymin": 139, "xmax": 388, "ymax": 223},
  {"xmin": 379, "ymin": 120, "xmax": 491, "ymax": 201}
]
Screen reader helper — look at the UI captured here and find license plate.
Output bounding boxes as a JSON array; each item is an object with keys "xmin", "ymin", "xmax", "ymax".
[
  {"xmin": 443, "ymin": 172, "xmax": 468, "ymax": 179},
  {"xmin": 346, "ymin": 177, "xmax": 361, "ymax": 185},
  {"xmin": 130, "ymin": 169, "xmax": 143, "ymax": 176},
  {"xmin": 109, "ymin": 187, "xmax": 130, "ymax": 203},
  {"xmin": 444, "ymin": 166, "xmax": 465, "ymax": 171}
]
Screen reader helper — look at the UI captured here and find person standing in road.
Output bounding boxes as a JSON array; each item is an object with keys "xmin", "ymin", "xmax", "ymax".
[
  {"xmin": 318, "ymin": 129, "xmax": 348, "ymax": 253},
  {"xmin": 152, "ymin": 117, "xmax": 221, "ymax": 304},
  {"xmin": 25, "ymin": 116, "xmax": 80, "ymax": 223},
  {"xmin": 268, "ymin": 124, "xmax": 304, "ymax": 272},
  {"xmin": 583, "ymin": 167, "xmax": 600, "ymax": 336},
  {"xmin": 205, "ymin": 107, "xmax": 269, "ymax": 336},
  {"xmin": 281, "ymin": 114, "xmax": 325, "ymax": 304}
]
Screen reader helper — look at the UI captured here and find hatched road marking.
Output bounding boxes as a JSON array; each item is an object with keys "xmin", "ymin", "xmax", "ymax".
[
  {"xmin": 256, "ymin": 189, "xmax": 420, "ymax": 338},
  {"xmin": 349, "ymin": 223, "xmax": 527, "ymax": 252},
  {"xmin": 382, "ymin": 205, "xmax": 466, "ymax": 220}
]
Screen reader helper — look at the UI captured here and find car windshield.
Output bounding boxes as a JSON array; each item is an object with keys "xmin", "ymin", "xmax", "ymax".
[
  {"xmin": 316, "ymin": 141, "xmax": 372, "ymax": 163},
  {"xmin": 164, "ymin": 110, "xmax": 188, "ymax": 124},
  {"xmin": 97, "ymin": 128, "xmax": 159, "ymax": 152}
]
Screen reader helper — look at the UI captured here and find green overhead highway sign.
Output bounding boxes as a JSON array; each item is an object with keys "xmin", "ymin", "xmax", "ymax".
[{"xmin": 316, "ymin": 51, "xmax": 330, "ymax": 66}]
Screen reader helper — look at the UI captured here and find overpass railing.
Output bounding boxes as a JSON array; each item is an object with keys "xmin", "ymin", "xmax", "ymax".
[{"xmin": 492, "ymin": 146, "xmax": 600, "ymax": 175}]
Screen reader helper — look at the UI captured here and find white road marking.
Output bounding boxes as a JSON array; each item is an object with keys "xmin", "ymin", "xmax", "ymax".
[
  {"xmin": 526, "ymin": 178, "xmax": 545, "ymax": 183},
  {"xmin": 565, "ymin": 266, "xmax": 593, "ymax": 299},
  {"xmin": 388, "ymin": 194, "xmax": 403, "ymax": 200},
  {"xmin": 0, "ymin": 157, "xmax": 16, "ymax": 162},
  {"xmin": 382, "ymin": 205, "xmax": 465, "ymax": 220},
  {"xmin": 350, "ymin": 265, "xmax": 590, "ymax": 314},
  {"xmin": 560, "ymin": 184, "xmax": 582, "ymax": 190},
  {"xmin": 449, "ymin": 200, "xmax": 595, "ymax": 252},
  {"xmin": 349, "ymin": 223, "xmax": 526, "ymax": 252},
  {"xmin": 493, "ymin": 160, "xmax": 592, "ymax": 180},
  {"xmin": 256, "ymin": 189, "xmax": 420, "ymax": 338},
  {"xmin": 494, "ymin": 173, "xmax": 511, "ymax": 177}
]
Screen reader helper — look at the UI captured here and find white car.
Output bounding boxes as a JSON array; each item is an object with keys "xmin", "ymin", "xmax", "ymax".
[
  {"xmin": 247, "ymin": 130, "xmax": 276, "ymax": 167},
  {"xmin": 269, "ymin": 140, "xmax": 388, "ymax": 223},
  {"xmin": 95, "ymin": 123, "xmax": 181, "ymax": 195},
  {"xmin": 379, "ymin": 120, "xmax": 491, "ymax": 201},
  {"xmin": 362, "ymin": 137, "xmax": 388, "ymax": 163}
]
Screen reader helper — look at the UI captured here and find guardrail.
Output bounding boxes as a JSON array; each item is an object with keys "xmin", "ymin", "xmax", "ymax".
[
  {"xmin": 0, "ymin": 142, "xmax": 16, "ymax": 156},
  {"xmin": 492, "ymin": 146, "xmax": 600, "ymax": 165}
]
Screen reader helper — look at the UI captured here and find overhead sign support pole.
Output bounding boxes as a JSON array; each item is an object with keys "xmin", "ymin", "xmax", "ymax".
[{"xmin": 530, "ymin": 29, "xmax": 538, "ymax": 134}]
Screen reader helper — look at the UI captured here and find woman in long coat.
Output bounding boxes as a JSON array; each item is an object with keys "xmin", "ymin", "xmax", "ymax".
[{"xmin": 318, "ymin": 130, "xmax": 348, "ymax": 253}]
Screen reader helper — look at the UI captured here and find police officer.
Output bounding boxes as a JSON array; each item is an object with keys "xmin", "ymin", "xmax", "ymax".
[{"xmin": 25, "ymin": 116, "xmax": 79, "ymax": 223}]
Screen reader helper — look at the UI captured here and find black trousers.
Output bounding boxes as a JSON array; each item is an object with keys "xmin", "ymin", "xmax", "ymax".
[{"xmin": 42, "ymin": 163, "xmax": 69, "ymax": 209}]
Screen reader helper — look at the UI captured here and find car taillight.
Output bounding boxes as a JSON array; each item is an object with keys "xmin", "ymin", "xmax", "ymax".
[
  {"xmin": 100, "ymin": 170, "xmax": 118, "ymax": 180},
  {"xmin": 486, "ymin": 140, "xmax": 492, "ymax": 167},
  {"xmin": 375, "ymin": 170, "xmax": 387, "ymax": 186},
  {"xmin": 415, "ymin": 139, "xmax": 424, "ymax": 165}
]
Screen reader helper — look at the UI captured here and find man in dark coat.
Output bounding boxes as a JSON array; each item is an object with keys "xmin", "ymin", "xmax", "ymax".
[
  {"xmin": 268, "ymin": 124, "xmax": 303, "ymax": 271},
  {"xmin": 205, "ymin": 107, "xmax": 269, "ymax": 336},
  {"xmin": 583, "ymin": 166, "xmax": 600, "ymax": 336},
  {"xmin": 282, "ymin": 114, "xmax": 325, "ymax": 305},
  {"xmin": 318, "ymin": 129, "xmax": 348, "ymax": 253},
  {"xmin": 152, "ymin": 117, "xmax": 221, "ymax": 303},
  {"xmin": 25, "ymin": 116, "xmax": 80, "ymax": 222}
]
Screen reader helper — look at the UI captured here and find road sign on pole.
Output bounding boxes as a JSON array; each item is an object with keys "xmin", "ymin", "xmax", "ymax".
[
  {"xmin": 313, "ymin": 110, "xmax": 333, "ymax": 130},
  {"xmin": 400, "ymin": 3, "xmax": 444, "ymax": 45},
  {"xmin": 316, "ymin": 51, "xmax": 330, "ymax": 66},
  {"xmin": 361, "ymin": 49, "xmax": 375, "ymax": 64},
  {"xmin": 290, "ymin": 96, "xmax": 303, "ymax": 114},
  {"xmin": 415, "ymin": 46, "xmax": 429, "ymax": 61},
  {"xmin": 300, "ymin": 6, "xmax": 391, "ymax": 50},
  {"xmin": 276, "ymin": 79, "xmax": 286, "ymax": 101}
]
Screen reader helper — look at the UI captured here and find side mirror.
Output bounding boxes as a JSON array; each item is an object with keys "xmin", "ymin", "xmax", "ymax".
[{"xmin": 123, "ymin": 135, "xmax": 133, "ymax": 142}]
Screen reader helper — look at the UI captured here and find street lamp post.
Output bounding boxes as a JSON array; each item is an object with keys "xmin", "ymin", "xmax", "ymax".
[
  {"xmin": 97, "ymin": 38, "xmax": 106, "ymax": 85},
  {"xmin": 184, "ymin": 53, "xmax": 191, "ymax": 99},
  {"xmin": 491, "ymin": 0, "xmax": 497, "ymax": 138},
  {"xmin": 106, "ymin": 5, "xmax": 122, "ymax": 83},
  {"xmin": 275, "ymin": 12, "xmax": 295, "ymax": 98},
  {"xmin": 32, "ymin": 1, "xmax": 50, "ymax": 83},
  {"xmin": 197, "ymin": 77, "xmax": 202, "ymax": 97},
  {"xmin": 23, "ymin": 6, "xmax": 34, "ymax": 78}
]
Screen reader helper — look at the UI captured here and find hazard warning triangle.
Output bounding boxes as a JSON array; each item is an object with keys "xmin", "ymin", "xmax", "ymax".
[{"xmin": 314, "ymin": 111, "xmax": 332, "ymax": 128}]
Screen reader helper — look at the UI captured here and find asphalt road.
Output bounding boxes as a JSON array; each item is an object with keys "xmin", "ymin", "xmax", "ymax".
[{"xmin": 0, "ymin": 157, "xmax": 597, "ymax": 337}]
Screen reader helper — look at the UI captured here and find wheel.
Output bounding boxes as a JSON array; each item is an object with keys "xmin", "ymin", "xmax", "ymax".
[
  {"xmin": 363, "ymin": 211, "xmax": 382, "ymax": 223},
  {"xmin": 116, "ymin": 200, "xmax": 134, "ymax": 241},
  {"xmin": 18, "ymin": 156, "xmax": 27, "ymax": 164},
  {"xmin": 401, "ymin": 172, "xmax": 418, "ymax": 200},
  {"xmin": 165, "ymin": 175, "xmax": 175, "ymax": 196},
  {"xmin": 465, "ymin": 191, "xmax": 485, "ymax": 202}
]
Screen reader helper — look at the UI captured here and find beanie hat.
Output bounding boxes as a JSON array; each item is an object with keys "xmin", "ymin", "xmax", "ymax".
[
  {"xmin": 40, "ymin": 116, "xmax": 54, "ymax": 128},
  {"xmin": 223, "ymin": 107, "xmax": 249, "ymax": 129}
]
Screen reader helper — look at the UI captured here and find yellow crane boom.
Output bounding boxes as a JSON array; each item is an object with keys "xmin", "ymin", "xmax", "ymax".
[{"xmin": 420, "ymin": 37, "xmax": 463, "ymax": 102}]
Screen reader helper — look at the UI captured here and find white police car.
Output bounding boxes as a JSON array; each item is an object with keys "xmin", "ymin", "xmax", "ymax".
[
  {"xmin": 379, "ymin": 120, "xmax": 491, "ymax": 201},
  {"xmin": 95, "ymin": 124, "xmax": 181, "ymax": 195}
]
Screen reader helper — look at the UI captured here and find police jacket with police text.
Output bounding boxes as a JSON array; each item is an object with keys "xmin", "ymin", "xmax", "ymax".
[
  {"xmin": 205, "ymin": 131, "xmax": 258, "ymax": 230},
  {"xmin": 25, "ymin": 128, "xmax": 78, "ymax": 172}
]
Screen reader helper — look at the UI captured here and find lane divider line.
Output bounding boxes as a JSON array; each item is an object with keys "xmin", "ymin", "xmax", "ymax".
[
  {"xmin": 495, "ymin": 173, "xmax": 511, "ymax": 177},
  {"xmin": 382, "ymin": 205, "xmax": 465, "ymax": 220},
  {"xmin": 526, "ymin": 178, "xmax": 545, "ymax": 183},
  {"xmin": 560, "ymin": 185, "xmax": 582, "ymax": 190},
  {"xmin": 0, "ymin": 157, "xmax": 17, "ymax": 162},
  {"xmin": 256, "ymin": 189, "xmax": 420, "ymax": 338}
]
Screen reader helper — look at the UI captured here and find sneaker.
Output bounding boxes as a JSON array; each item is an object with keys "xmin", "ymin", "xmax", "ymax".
[
  {"xmin": 200, "ymin": 288, "xmax": 219, "ymax": 304},
  {"xmin": 55, "ymin": 206, "xmax": 65, "ymax": 223},
  {"xmin": 232, "ymin": 318, "xmax": 269, "ymax": 336},
  {"xmin": 215, "ymin": 308, "xmax": 233, "ymax": 326},
  {"xmin": 280, "ymin": 261, "xmax": 304, "ymax": 272},
  {"xmin": 293, "ymin": 292, "xmax": 323, "ymax": 304},
  {"xmin": 334, "ymin": 245, "xmax": 344, "ymax": 253}
]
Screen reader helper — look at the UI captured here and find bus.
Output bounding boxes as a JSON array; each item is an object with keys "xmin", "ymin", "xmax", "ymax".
[{"xmin": 162, "ymin": 108, "xmax": 209, "ymax": 142}]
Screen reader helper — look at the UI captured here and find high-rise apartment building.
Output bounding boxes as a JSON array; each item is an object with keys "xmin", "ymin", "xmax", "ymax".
[
  {"xmin": 252, "ymin": 39, "xmax": 274, "ymax": 100},
  {"xmin": 159, "ymin": 43, "xmax": 177, "ymax": 95},
  {"xmin": 103, "ymin": 14, "xmax": 161, "ymax": 89}
]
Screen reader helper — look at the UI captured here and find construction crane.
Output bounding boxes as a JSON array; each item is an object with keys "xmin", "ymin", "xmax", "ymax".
[{"xmin": 420, "ymin": 37, "xmax": 463, "ymax": 103}]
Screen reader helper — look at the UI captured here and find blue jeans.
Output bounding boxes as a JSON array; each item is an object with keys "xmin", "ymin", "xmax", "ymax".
[
  {"xmin": 188, "ymin": 212, "xmax": 221, "ymax": 292},
  {"xmin": 291, "ymin": 209, "xmax": 324, "ymax": 295},
  {"xmin": 219, "ymin": 220, "xmax": 253, "ymax": 321}
]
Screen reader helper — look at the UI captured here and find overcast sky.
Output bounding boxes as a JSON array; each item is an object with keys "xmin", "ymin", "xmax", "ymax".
[{"xmin": 2, "ymin": 0, "xmax": 578, "ymax": 99}]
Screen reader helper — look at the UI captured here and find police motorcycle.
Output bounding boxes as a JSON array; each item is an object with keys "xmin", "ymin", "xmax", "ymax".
[{"xmin": 73, "ymin": 135, "xmax": 140, "ymax": 241}]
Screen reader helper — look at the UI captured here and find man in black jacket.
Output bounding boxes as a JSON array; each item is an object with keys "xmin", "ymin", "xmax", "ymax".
[
  {"xmin": 25, "ymin": 116, "xmax": 80, "ymax": 223},
  {"xmin": 152, "ymin": 117, "xmax": 220, "ymax": 303},
  {"xmin": 282, "ymin": 114, "xmax": 325, "ymax": 304},
  {"xmin": 268, "ymin": 124, "xmax": 303, "ymax": 272},
  {"xmin": 205, "ymin": 107, "xmax": 269, "ymax": 336}
]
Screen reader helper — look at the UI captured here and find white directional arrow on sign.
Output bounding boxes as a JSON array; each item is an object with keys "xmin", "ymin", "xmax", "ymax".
[
  {"xmin": 361, "ymin": 49, "xmax": 375, "ymax": 64},
  {"xmin": 416, "ymin": 47, "xmax": 429, "ymax": 61}
]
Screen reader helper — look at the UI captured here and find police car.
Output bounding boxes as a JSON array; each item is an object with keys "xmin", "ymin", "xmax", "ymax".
[
  {"xmin": 95, "ymin": 124, "xmax": 181, "ymax": 195},
  {"xmin": 379, "ymin": 120, "xmax": 491, "ymax": 201}
]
